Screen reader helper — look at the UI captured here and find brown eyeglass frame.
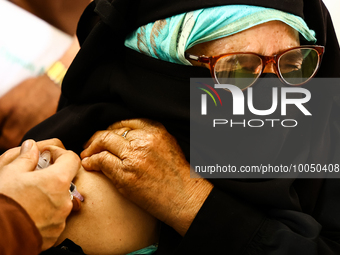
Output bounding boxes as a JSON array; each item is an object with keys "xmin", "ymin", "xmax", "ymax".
[{"xmin": 185, "ymin": 45, "xmax": 325, "ymax": 90}]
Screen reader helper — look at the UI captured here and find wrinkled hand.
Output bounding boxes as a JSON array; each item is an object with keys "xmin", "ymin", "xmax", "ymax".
[
  {"xmin": 0, "ymin": 139, "xmax": 81, "ymax": 251},
  {"xmin": 0, "ymin": 76, "xmax": 60, "ymax": 151},
  {"xmin": 81, "ymin": 119, "xmax": 213, "ymax": 236}
]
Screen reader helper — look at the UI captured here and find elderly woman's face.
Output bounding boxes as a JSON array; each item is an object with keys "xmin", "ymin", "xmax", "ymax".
[{"xmin": 187, "ymin": 20, "xmax": 300, "ymax": 73}]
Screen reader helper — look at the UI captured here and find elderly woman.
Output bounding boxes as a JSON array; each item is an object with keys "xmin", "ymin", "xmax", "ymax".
[{"xmin": 24, "ymin": 0, "xmax": 340, "ymax": 254}]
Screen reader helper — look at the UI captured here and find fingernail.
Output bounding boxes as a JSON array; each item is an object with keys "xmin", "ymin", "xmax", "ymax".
[
  {"xmin": 80, "ymin": 151, "xmax": 86, "ymax": 159},
  {"xmin": 20, "ymin": 140, "xmax": 33, "ymax": 154},
  {"xmin": 82, "ymin": 157, "xmax": 89, "ymax": 164}
]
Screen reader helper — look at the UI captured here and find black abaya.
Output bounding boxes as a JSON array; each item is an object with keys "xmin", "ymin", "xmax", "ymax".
[{"xmin": 24, "ymin": 0, "xmax": 340, "ymax": 254}]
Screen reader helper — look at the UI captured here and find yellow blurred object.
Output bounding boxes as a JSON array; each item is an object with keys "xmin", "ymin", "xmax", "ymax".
[{"xmin": 46, "ymin": 61, "xmax": 67, "ymax": 86}]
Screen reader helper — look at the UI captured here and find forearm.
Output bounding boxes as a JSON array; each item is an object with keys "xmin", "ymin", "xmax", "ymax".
[{"xmin": 168, "ymin": 176, "xmax": 214, "ymax": 236}]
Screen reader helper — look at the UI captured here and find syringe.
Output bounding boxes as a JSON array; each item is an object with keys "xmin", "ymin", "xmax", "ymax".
[{"xmin": 36, "ymin": 150, "xmax": 84, "ymax": 202}]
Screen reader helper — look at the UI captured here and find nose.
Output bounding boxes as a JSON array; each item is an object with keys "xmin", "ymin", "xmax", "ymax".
[{"xmin": 262, "ymin": 62, "xmax": 276, "ymax": 74}]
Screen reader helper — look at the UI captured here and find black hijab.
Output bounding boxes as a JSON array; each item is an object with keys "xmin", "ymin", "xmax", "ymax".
[{"xmin": 24, "ymin": 0, "xmax": 340, "ymax": 254}]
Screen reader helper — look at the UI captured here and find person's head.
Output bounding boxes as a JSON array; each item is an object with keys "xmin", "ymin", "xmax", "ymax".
[
  {"xmin": 125, "ymin": 4, "xmax": 324, "ymax": 89},
  {"xmin": 185, "ymin": 21, "xmax": 324, "ymax": 90}
]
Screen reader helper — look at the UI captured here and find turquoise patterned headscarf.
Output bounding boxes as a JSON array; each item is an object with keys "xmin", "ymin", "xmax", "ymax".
[{"xmin": 124, "ymin": 5, "xmax": 316, "ymax": 65}]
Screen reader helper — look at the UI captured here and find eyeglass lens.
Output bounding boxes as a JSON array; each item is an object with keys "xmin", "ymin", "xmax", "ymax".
[
  {"xmin": 214, "ymin": 48, "xmax": 320, "ymax": 89},
  {"xmin": 278, "ymin": 48, "xmax": 319, "ymax": 85}
]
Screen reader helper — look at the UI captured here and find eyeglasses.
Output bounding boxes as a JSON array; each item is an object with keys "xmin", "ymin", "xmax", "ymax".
[{"xmin": 185, "ymin": 45, "xmax": 325, "ymax": 90}]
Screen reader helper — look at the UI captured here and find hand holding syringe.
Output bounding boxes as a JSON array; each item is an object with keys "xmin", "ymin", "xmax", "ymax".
[{"xmin": 36, "ymin": 151, "xmax": 84, "ymax": 202}]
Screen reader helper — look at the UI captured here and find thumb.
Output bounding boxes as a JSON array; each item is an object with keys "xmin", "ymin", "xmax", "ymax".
[{"xmin": 14, "ymin": 139, "xmax": 39, "ymax": 172}]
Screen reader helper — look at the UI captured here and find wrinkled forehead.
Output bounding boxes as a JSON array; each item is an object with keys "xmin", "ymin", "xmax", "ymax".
[{"xmin": 188, "ymin": 21, "xmax": 301, "ymax": 57}]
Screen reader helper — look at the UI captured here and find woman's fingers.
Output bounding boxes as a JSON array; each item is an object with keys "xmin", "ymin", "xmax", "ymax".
[
  {"xmin": 83, "ymin": 119, "xmax": 157, "ymax": 160},
  {"xmin": 108, "ymin": 119, "xmax": 150, "ymax": 130},
  {"xmin": 82, "ymin": 151, "xmax": 123, "ymax": 181},
  {"xmin": 83, "ymin": 128, "xmax": 131, "ymax": 150},
  {"xmin": 83, "ymin": 130, "xmax": 107, "ymax": 149},
  {"xmin": 110, "ymin": 128, "xmax": 132, "ymax": 137},
  {"xmin": 37, "ymin": 138, "xmax": 66, "ymax": 151},
  {"xmin": 81, "ymin": 131, "xmax": 130, "ymax": 160}
]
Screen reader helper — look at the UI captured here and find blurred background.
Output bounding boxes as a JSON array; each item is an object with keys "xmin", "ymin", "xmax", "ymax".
[
  {"xmin": 323, "ymin": 0, "xmax": 340, "ymax": 45},
  {"xmin": 0, "ymin": 0, "xmax": 91, "ymax": 153}
]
